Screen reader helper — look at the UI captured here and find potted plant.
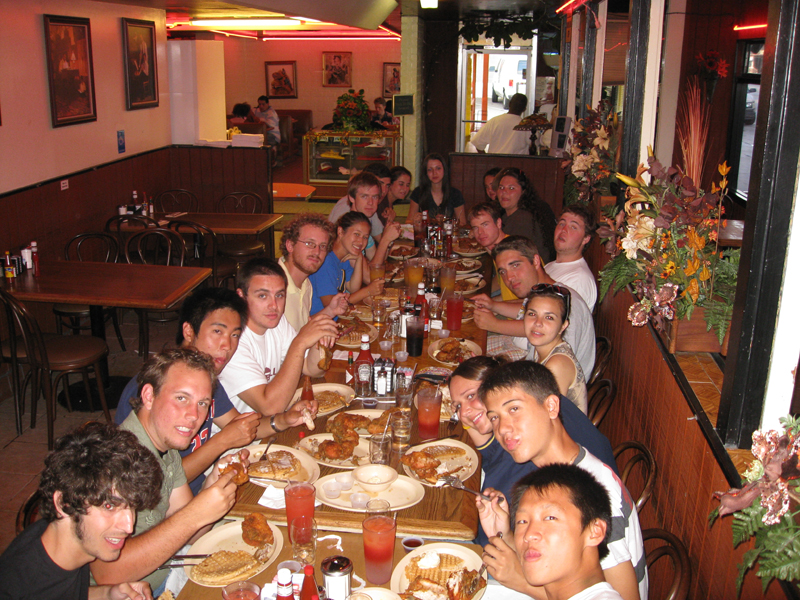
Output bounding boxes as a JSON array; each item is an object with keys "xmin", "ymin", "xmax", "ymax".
[
  {"xmin": 710, "ymin": 415, "xmax": 800, "ymax": 595},
  {"xmin": 332, "ymin": 89, "xmax": 371, "ymax": 132},
  {"xmin": 597, "ymin": 151, "xmax": 738, "ymax": 351}
]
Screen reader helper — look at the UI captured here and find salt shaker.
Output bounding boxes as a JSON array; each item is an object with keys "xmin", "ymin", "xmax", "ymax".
[{"xmin": 321, "ymin": 556, "xmax": 352, "ymax": 600}]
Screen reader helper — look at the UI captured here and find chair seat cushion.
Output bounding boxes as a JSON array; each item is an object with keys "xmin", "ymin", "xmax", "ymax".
[
  {"xmin": 218, "ymin": 239, "xmax": 265, "ymax": 257},
  {"xmin": 2, "ymin": 334, "xmax": 108, "ymax": 369},
  {"xmin": 53, "ymin": 303, "xmax": 90, "ymax": 316}
]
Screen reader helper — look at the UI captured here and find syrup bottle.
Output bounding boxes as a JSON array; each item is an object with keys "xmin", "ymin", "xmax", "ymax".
[{"xmin": 301, "ymin": 375, "xmax": 314, "ymax": 403}]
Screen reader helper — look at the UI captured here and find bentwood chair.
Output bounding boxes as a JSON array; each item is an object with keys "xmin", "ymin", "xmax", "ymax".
[
  {"xmin": 0, "ymin": 288, "xmax": 110, "ymax": 449},
  {"xmin": 124, "ymin": 228, "xmax": 187, "ymax": 357},
  {"xmin": 168, "ymin": 219, "xmax": 234, "ymax": 287},
  {"xmin": 104, "ymin": 214, "xmax": 159, "ymax": 248},
  {"xmin": 587, "ymin": 378, "xmax": 616, "ymax": 428},
  {"xmin": 643, "ymin": 529, "xmax": 692, "ymax": 600},
  {"xmin": 589, "ymin": 336, "xmax": 612, "ymax": 386},
  {"xmin": 15, "ymin": 489, "xmax": 42, "ymax": 535},
  {"xmin": 613, "ymin": 440, "xmax": 657, "ymax": 513},
  {"xmin": 53, "ymin": 233, "xmax": 126, "ymax": 351},
  {"xmin": 154, "ymin": 189, "xmax": 200, "ymax": 213},
  {"xmin": 215, "ymin": 191, "xmax": 266, "ymax": 266}
]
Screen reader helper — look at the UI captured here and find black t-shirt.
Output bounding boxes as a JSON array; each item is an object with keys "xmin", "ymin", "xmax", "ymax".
[
  {"xmin": 409, "ymin": 186, "xmax": 465, "ymax": 220},
  {"xmin": 0, "ymin": 519, "xmax": 90, "ymax": 600}
]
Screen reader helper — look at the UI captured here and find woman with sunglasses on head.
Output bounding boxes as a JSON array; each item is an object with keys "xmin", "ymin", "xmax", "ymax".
[
  {"xmin": 309, "ymin": 212, "xmax": 384, "ymax": 316},
  {"xmin": 407, "ymin": 153, "xmax": 467, "ymax": 226},
  {"xmin": 494, "ymin": 167, "xmax": 556, "ymax": 263},
  {"xmin": 523, "ymin": 283, "xmax": 588, "ymax": 412}
]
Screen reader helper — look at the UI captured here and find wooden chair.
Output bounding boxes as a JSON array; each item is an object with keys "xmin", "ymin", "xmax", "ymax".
[
  {"xmin": 53, "ymin": 233, "xmax": 126, "ymax": 351},
  {"xmin": 124, "ymin": 228, "xmax": 187, "ymax": 357},
  {"xmin": 15, "ymin": 489, "xmax": 42, "ymax": 535},
  {"xmin": 643, "ymin": 529, "xmax": 692, "ymax": 600},
  {"xmin": 168, "ymin": 219, "xmax": 233, "ymax": 287},
  {"xmin": 215, "ymin": 192, "xmax": 266, "ymax": 266},
  {"xmin": 104, "ymin": 214, "xmax": 158, "ymax": 248},
  {"xmin": 154, "ymin": 189, "xmax": 200, "ymax": 213},
  {"xmin": 0, "ymin": 288, "xmax": 110, "ymax": 449},
  {"xmin": 613, "ymin": 440, "xmax": 657, "ymax": 513},
  {"xmin": 589, "ymin": 336, "xmax": 612, "ymax": 385},
  {"xmin": 587, "ymin": 378, "xmax": 616, "ymax": 428}
]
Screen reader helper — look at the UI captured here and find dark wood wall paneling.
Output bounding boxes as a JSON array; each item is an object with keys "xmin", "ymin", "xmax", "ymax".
[
  {"xmin": 585, "ymin": 240, "xmax": 784, "ymax": 599},
  {"xmin": 422, "ymin": 20, "xmax": 460, "ymax": 156},
  {"xmin": 448, "ymin": 153, "xmax": 565, "ymax": 215}
]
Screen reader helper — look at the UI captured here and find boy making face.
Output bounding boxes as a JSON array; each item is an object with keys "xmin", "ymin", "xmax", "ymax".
[{"xmin": 511, "ymin": 464, "xmax": 620, "ymax": 600}]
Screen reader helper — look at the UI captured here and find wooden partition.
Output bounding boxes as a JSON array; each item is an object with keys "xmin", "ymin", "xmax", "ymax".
[{"xmin": 448, "ymin": 153, "xmax": 564, "ymax": 214}]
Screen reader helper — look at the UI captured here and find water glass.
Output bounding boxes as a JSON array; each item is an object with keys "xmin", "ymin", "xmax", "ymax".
[
  {"xmin": 446, "ymin": 293, "xmax": 464, "ymax": 331},
  {"xmin": 369, "ymin": 433, "xmax": 391, "ymax": 465},
  {"xmin": 290, "ymin": 516, "xmax": 317, "ymax": 565},
  {"xmin": 372, "ymin": 304, "xmax": 387, "ymax": 325},
  {"xmin": 391, "ymin": 414, "xmax": 412, "ymax": 453},
  {"xmin": 428, "ymin": 297, "xmax": 442, "ymax": 320}
]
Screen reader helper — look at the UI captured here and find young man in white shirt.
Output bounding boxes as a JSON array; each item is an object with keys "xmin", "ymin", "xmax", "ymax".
[
  {"xmin": 477, "ymin": 361, "xmax": 647, "ymax": 600},
  {"xmin": 221, "ymin": 258, "xmax": 339, "ymax": 416},
  {"xmin": 546, "ymin": 205, "xmax": 598, "ymax": 310}
]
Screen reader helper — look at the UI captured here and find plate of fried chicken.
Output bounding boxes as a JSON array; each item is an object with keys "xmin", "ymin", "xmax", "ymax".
[
  {"xmin": 400, "ymin": 440, "xmax": 478, "ymax": 486},
  {"xmin": 428, "ymin": 338, "xmax": 481, "ymax": 367},
  {"xmin": 296, "ymin": 433, "xmax": 371, "ymax": 469}
]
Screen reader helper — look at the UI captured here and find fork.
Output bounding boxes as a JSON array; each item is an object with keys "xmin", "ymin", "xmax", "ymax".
[
  {"xmin": 438, "ymin": 475, "xmax": 504, "ymax": 503},
  {"xmin": 447, "ymin": 404, "xmax": 461, "ymax": 432}
]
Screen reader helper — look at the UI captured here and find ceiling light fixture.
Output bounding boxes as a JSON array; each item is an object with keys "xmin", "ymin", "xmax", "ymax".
[
  {"xmin": 263, "ymin": 36, "xmax": 400, "ymax": 41},
  {"xmin": 420, "ymin": 0, "xmax": 438, "ymax": 8},
  {"xmin": 190, "ymin": 19, "xmax": 299, "ymax": 28},
  {"xmin": 733, "ymin": 23, "xmax": 768, "ymax": 30}
]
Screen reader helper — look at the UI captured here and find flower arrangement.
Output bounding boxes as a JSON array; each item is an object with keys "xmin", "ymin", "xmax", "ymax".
[
  {"xmin": 562, "ymin": 99, "xmax": 621, "ymax": 205},
  {"xmin": 597, "ymin": 151, "xmax": 739, "ymax": 342},
  {"xmin": 710, "ymin": 415, "xmax": 800, "ymax": 594},
  {"xmin": 695, "ymin": 50, "xmax": 729, "ymax": 104},
  {"xmin": 332, "ymin": 89, "xmax": 371, "ymax": 132}
]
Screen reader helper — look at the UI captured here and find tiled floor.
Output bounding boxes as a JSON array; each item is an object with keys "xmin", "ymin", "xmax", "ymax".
[
  {"xmin": 0, "ymin": 312, "xmax": 177, "ymax": 553},
  {"xmin": 674, "ymin": 352, "xmax": 724, "ymax": 425}
]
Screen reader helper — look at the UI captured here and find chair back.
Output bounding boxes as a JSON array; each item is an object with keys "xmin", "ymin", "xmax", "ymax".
[
  {"xmin": 168, "ymin": 220, "xmax": 219, "ymax": 284},
  {"xmin": 124, "ymin": 228, "xmax": 186, "ymax": 267},
  {"xmin": 613, "ymin": 440, "xmax": 657, "ymax": 513},
  {"xmin": 589, "ymin": 336, "xmax": 612, "ymax": 385},
  {"xmin": 587, "ymin": 378, "xmax": 616, "ymax": 428},
  {"xmin": 104, "ymin": 214, "xmax": 158, "ymax": 247},
  {"xmin": 217, "ymin": 191, "xmax": 263, "ymax": 214},
  {"xmin": 15, "ymin": 489, "xmax": 43, "ymax": 536},
  {"xmin": 643, "ymin": 529, "xmax": 692, "ymax": 600},
  {"xmin": 0, "ymin": 288, "xmax": 52, "ymax": 386},
  {"xmin": 154, "ymin": 189, "xmax": 200, "ymax": 213},
  {"xmin": 64, "ymin": 232, "xmax": 118, "ymax": 263}
]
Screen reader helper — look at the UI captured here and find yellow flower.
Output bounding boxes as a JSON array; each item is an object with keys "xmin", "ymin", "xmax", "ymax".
[
  {"xmin": 663, "ymin": 261, "xmax": 677, "ymax": 277},
  {"xmin": 685, "ymin": 278, "xmax": 700, "ymax": 303},
  {"xmin": 684, "ymin": 257, "xmax": 700, "ymax": 276},
  {"xmin": 699, "ymin": 265, "xmax": 711, "ymax": 281},
  {"xmin": 686, "ymin": 229, "xmax": 706, "ymax": 252},
  {"xmin": 718, "ymin": 161, "xmax": 731, "ymax": 176}
]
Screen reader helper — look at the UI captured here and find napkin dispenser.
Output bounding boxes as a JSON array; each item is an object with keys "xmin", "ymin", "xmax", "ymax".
[{"xmin": 231, "ymin": 133, "xmax": 264, "ymax": 147}]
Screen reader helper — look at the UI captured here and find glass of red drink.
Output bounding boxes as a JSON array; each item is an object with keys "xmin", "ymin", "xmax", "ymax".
[
  {"xmin": 417, "ymin": 387, "xmax": 442, "ymax": 441},
  {"xmin": 362, "ymin": 500, "xmax": 396, "ymax": 584},
  {"xmin": 284, "ymin": 481, "xmax": 315, "ymax": 543},
  {"xmin": 222, "ymin": 581, "xmax": 260, "ymax": 600},
  {"xmin": 446, "ymin": 293, "xmax": 464, "ymax": 331}
]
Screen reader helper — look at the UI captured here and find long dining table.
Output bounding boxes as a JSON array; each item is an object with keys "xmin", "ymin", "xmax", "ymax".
[
  {"xmin": 154, "ymin": 212, "xmax": 283, "ymax": 236},
  {"xmin": 178, "ymin": 255, "xmax": 494, "ymax": 599}
]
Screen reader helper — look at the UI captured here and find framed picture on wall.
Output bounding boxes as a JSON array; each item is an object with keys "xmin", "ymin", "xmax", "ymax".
[
  {"xmin": 122, "ymin": 18, "xmax": 159, "ymax": 110},
  {"xmin": 43, "ymin": 14, "xmax": 97, "ymax": 127},
  {"xmin": 383, "ymin": 63, "xmax": 401, "ymax": 97},
  {"xmin": 322, "ymin": 52, "xmax": 352, "ymax": 87},
  {"xmin": 265, "ymin": 61, "xmax": 298, "ymax": 98}
]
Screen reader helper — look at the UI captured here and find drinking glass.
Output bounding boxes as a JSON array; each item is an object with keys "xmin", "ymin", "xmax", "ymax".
[
  {"xmin": 284, "ymin": 482, "xmax": 315, "ymax": 543},
  {"xmin": 372, "ymin": 304, "xmax": 387, "ymax": 325},
  {"xmin": 362, "ymin": 502, "xmax": 396, "ymax": 584},
  {"xmin": 290, "ymin": 516, "xmax": 317, "ymax": 565},
  {"xmin": 369, "ymin": 263, "xmax": 386, "ymax": 283},
  {"xmin": 391, "ymin": 413, "xmax": 412, "ymax": 453},
  {"xmin": 387, "ymin": 312, "xmax": 401, "ymax": 343},
  {"xmin": 404, "ymin": 259, "xmax": 424, "ymax": 289},
  {"xmin": 222, "ymin": 581, "xmax": 260, "ymax": 600},
  {"xmin": 427, "ymin": 297, "xmax": 442, "ymax": 320},
  {"xmin": 369, "ymin": 433, "xmax": 391, "ymax": 465},
  {"xmin": 446, "ymin": 293, "xmax": 464, "ymax": 331},
  {"xmin": 417, "ymin": 387, "xmax": 443, "ymax": 441},
  {"xmin": 439, "ymin": 264, "xmax": 456, "ymax": 297},
  {"xmin": 405, "ymin": 316, "xmax": 424, "ymax": 357}
]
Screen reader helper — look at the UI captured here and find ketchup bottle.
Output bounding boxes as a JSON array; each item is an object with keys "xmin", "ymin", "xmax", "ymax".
[
  {"xmin": 300, "ymin": 565, "xmax": 319, "ymax": 600},
  {"xmin": 301, "ymin": 375, "xmax": 314, "ymax": 403},
  {"xmin": 276, "ymin": 568, "xmax": 294, "ymax": 600}
]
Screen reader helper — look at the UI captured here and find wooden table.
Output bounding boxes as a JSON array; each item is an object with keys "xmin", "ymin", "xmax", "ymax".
[
  {"xmin": 273, "ymin": 183, "xmax": 315, "ymax": 201},
  {"xmin": 155, "ymin": 212, "xmax": 283, "ymax": 235},
  {"xmin": 719, "ymin": 219, "xmax": 744, "ymax": 247}
]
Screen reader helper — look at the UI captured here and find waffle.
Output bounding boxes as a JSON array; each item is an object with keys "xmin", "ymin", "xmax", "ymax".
[
  {"xmin": 156, "ymin": 592, "xmax": 175, "ymax": 600},
  {"xmin": 190, "ymin": 550, "xmax": 262, "ymax": 586},
  {"xmin": 248, "ymin": 450, "xmax": 301, "ymax": 481},
  {"xmin": 405, "ymin": 552, "xmax": 465, "ymax": 586},
  {"xmin": 316, "ymin": 390, "xmax": 345, "ymax": 412},
  {"xmin": 423, "ymin": 445, "xmax": 466, "ymax": 460}
]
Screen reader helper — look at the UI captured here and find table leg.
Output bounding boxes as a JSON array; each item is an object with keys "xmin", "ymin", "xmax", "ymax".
[{"xmin": 89, "ymin": 305, "xmax": 110, "ymax": 385}]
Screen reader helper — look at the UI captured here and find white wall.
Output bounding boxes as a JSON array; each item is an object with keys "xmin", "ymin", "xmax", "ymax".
[
  {"xmin": 220, "ymin": 36, "xmax": 401, "ymax": 129},
  {"xmin": 0, "ymin": 0, "xmax": 170, "ymax": 194}
]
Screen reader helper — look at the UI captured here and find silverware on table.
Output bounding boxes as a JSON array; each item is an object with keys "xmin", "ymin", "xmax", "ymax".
[
  {"xmin": 258, "ymin": 436, "xmax": 276, "ymax": 462},
  {"xmin": 438, "ymin": 475, "xmax": 504, "ymax": 503},
  {"xmin": 447, "ymin": 404, "xmax": 461, "ymax": 432}
]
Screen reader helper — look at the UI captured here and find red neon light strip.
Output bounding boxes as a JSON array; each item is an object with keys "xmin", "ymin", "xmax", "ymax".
[
  {"xmin": 733, "ymin": 23, "xmax": 768, "ymax": 31},
  {"xmin": 378, "ymin": 25, "xmax": 401, "ymax": 38},
  {"xmin": 556, "ymin": 0, "xmax": 583, "ymax": 13}
]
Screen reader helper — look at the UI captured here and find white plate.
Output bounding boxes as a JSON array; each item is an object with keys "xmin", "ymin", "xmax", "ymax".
[
  {"xmin": 453, "ymin": 258, "xmax": 482, "ymax": 274},
  {"xmin": 460, "ymin": 301, "xmax": 475, "ymax": 323},
  {"xmin": 401, "ymin": 439, "xmax": 478, "ymax": 486},
  {"xmin": 314, "ymin": 473, "xmax": 425, "ymax": 512},
  {"xmin": 360, "ymin": 588, "xmax": 402, "ymax": 600},
  {"xmin": 388, "ymin": 245, "xmax": 420, "ymax": 260},
  {"xmin": 427, "ymin": 338, "xmax": 482, "ymax": 367},
  {"xmin": 454, "ymin": 248, "xmax": 487, "ymax": 258},
  {"xmin": 454, "ymin": 276, "xmax": 485, "ymax": 296},
  {"xmin": 327, "ymin": 409, "xmax": 386, "ymax": 436},
  {"xmin": 290, "ymin": 383, "xmax": 355, "ymax": 417},
  {"xmin": 244, "ymin": 444, "xmax": 320, "ymax": 488},
  {"xmin": 336, "ymin": 320, "xmax": 379, "ymax": 348},
  {"xmin": 185, "ymin": 520, "xmax": 283, "ymax": 587},
  {"xmin": 296, "ymin": 433, "xmax": 371, "ymax": 469},
  {"xmin": 390, "ymin": 542, "xmax": 487, "ymax": 599}
]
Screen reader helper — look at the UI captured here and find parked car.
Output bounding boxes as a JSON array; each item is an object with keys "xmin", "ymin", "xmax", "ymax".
[
  {"xmin": 490, "ymin": 58, "xmax": 527, "ymax": 109},
  {"xmin": 744, "ymin": 86, "xmax": 759, "ymax": 125}
]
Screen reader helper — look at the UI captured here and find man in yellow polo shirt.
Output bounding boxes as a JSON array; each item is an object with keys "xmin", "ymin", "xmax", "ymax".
[
  {"xmin": 278, "ymin": 213, "xmax": 348, "ymax": 331},
  {"xmin": 468, "ymin": 202, "xmax": 516, "ymax": 301}
]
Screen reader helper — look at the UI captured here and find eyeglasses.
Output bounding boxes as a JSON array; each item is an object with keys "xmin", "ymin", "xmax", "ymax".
[
  {"xmin": 296, "ymin": 239, "xmax": 330, "ymax": 253},
  {"xmin": 527, "ymin": 283, "xmax": 571, "ymax": 321}
]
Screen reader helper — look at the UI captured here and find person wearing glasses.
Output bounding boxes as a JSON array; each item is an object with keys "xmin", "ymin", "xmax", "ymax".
[
  {"xmin": 220, "ymin": 257, "xmax": 339, "ymax": 415},
  {"xmin": 278, "ymin": 212, "xmax": 349, "ymax": 332},
  {"xmin": 523, "ymin": 283, "xmax": 588, "ymax": 413},
  {"xmin": 309, "ymin": 212, "xmax": 385, "ymax": 316}
]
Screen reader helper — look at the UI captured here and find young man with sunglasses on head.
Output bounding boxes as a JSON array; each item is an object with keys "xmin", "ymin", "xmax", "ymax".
[{"xmin": 472, "ymin": 236, "xmax": 595, "ymax": 375}]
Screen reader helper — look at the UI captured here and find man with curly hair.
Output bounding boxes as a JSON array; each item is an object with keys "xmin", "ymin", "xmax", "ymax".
[
  {"xmin": 0, "ymin": 421, "xmax": 163, "ymax": 600},
  {"xmin": 279, "ymin": 212, "xmax": 348, "ymax": 331}
]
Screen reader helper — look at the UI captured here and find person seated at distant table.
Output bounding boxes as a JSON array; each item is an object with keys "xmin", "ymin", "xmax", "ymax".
[
  {"xmin": 229, "ymin": 102, "xmax": 258, "ymax": 124},
  {"xmin": 371, "ymin": 97, "xmax": 395, "ymax": 129}
]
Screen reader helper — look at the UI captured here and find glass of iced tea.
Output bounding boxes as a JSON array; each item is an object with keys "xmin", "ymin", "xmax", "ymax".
[
  {"xmin": 369, "ymin": 263, "xmax": 386, "ymax": 282},
  {"xmin": 362, "ymin": 501, "xmax": 396, "ymax": 585},
  {"xmin": 284, "ymin": 482, "xmax": 315, "ymax": 543},
  {"xmin": 404, "ymin": 259, "xmax": 424, "ymax": 289},
  {"xmin": 439, "ymin": 264, "xmax": 456, "ymax": 296}
]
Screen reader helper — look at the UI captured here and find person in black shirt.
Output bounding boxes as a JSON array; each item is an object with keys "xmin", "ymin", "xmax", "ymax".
[
  {"xmin": 0, "ymin": 422, "xmax": 163, "ymax": 600},
  {"xmin": 407, "ymin": 153, "xmax": 467, "ymax": 226}
]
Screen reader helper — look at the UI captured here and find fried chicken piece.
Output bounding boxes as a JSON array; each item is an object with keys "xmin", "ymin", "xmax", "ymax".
[
  {"xmin": 367, "ymin": 407, "xmax": 402, "ymax": 434},
  {"xmin": 317, "ymin": 439, "xmax": 357, "ymax": 461},
  {"xmin": 328, "ymin": 412, "xmax": 372, "ymax": 434},
  {"xmin": 401, "ymin": 451, "xmax": 442, "ymax": 482},
  {"xmin": 318, "ymin": 343, "xmax": 332, "ymax": 371},
  {"xmin": 241, "ymin": 512, "xmax": 274, "ymax": 547},
  {"xmin": 219, "ymin": 460, "xmax": 249, "ymax": 485}
]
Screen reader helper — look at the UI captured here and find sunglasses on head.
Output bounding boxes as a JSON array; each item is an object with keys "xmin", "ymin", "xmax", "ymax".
[{"xmin": 527, "ymin": 283, "xmax": 571, "ymax": 321}]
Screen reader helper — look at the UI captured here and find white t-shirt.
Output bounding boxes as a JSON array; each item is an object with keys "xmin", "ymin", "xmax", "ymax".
[
  {"xmin": 470, "ymin": 113, "xmax": 530, "ymax": 155},
  {"xmin": 511, "ymin": 283, "xmax": 596, "ymax": 376},
  {"xmin": 568, "ymin": 582, "xmax": 624, "ymax": 600},
  {"xmin": 279, "ymin": 256, "xmax": 312, "ymax": 332},
  {"xmin": 218, "ymin": 317, "xmax": 297, "ymax": 414},
  {"xmin": 545, "ymin": 258, "xmax": 597, "ymax": 311},
  {"xmin": 328, "ymin": 196, "xmax": 384, "ymax": 240},
  {"xmin": 576, "ymin": 448, "xmax": 648, "ymax": 600}
]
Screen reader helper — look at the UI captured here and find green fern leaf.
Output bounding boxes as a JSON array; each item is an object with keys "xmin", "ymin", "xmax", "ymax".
[
  {"xmin": 737, "ymin": 548, "xmax": 761, "ymax": 596},
  {"xmin": 598, "ymin": 256, "xmax": 641, "ymax": 301},
  {"xmin": 732, "ymin": 500, "xmax": 766, "ymax": 547},
  {"xmin": 708, "ymin": 506, "xmax": 720, "ymax": 527}
]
